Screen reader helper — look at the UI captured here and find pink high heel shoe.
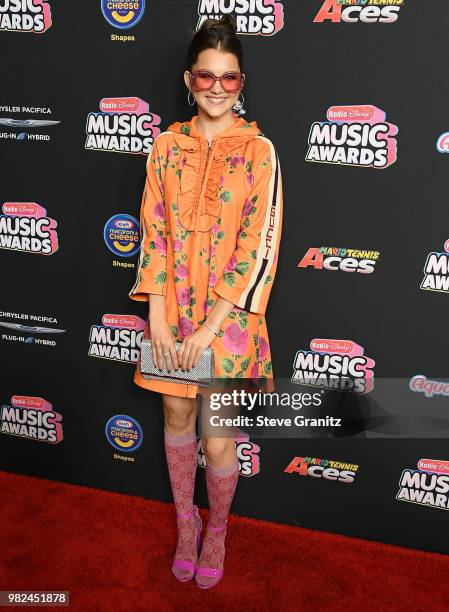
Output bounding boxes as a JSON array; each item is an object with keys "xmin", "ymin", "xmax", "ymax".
[
  {"xmin": 194, "ymin": 522, "xmax": 227, "ymax": 589},
  {"xmin": 171, "ymin": 504, "xmax": 202, "ymax": 582}
]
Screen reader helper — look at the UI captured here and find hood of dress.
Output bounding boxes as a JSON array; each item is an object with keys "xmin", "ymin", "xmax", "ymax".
[
  {"xmin": 164, "ymin": 114, "xmax": 265, "ymax": 233},
  {"xmin": 166, "ymin": 114, "xmax": 264, "ymax": 153}
]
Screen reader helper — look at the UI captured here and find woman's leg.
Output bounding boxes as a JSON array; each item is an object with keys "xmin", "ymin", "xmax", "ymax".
[
  {"xmin": 162, "ymin": 393, "xmax": 200, "ymax": 581},
  {"xmin": 195, "ymin": 436, "xmax": 239, "ymax": 588}
]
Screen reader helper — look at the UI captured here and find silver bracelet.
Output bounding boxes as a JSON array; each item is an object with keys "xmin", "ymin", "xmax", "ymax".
[{"xmin": 203, "ymin": 321, "xmax": 219, "ymax": 336}]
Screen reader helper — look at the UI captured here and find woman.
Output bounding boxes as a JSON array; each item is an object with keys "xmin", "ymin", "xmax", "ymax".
[{"xmin": 128, "ymin": 15, "xmax": 283, "ymax": 589}]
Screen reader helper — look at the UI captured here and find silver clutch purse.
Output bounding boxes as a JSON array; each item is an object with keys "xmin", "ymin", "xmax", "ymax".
[{"xmin": 139, "ymin": 338, "xmax": 215, "ymax": 386}]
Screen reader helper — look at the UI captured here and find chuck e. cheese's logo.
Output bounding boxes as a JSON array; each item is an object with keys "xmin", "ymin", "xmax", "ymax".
[
  {"xmin": 0, "ymin": 202, "xmax": 59, "ymax": 255},
  {"xmin": 88, "ymin": 314, "xmax": 146, "ymax": 363},
  {"xmin": 1, "ymin": 396, "xmax": 63, "ymax": 443},
  {"xmin": 85, "ymin": 97, "xmax": 161, "ymax": 155},
  {"xmin": 292, "ymin": 339, "xmax": 375, "ymax": 394},
  {"xmin": 101, "ymin": 0, "xmax": 145, "ymax": 29},
  {"xmin": 197, "ymin": 0, "xmax": 284, "ymax": 35},
  {"xmin": 0, "ymin": 0, "xmax": 52, "ymax": 33},
  {"xmin": 314, "ymin": 0, "xmax": 404, "ymax": 24},
  {"xmin": 306, "ymin": 105, "xmax": 398, "ymax": 169},
  {"xmin": 420, "ymin": 240, "xmax": 449, "ymax": 293},
  {"xmin": 298, "ymin": 246, "xmax": 380, "ymax": 274}
]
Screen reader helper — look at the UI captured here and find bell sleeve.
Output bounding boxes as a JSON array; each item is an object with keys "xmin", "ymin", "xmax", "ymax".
[
  {"xmin": 213, "ymin": 140, "xmax": 283, "ymax": 315},
  {"xmin": 128, "ymin": 139, "xmax": 168, "ymax": 301}
]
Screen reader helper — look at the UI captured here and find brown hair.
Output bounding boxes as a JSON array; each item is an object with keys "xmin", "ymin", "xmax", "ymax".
[{"xmin": 186, "ymin": 15, "xmax": 243, "ymax": 72}]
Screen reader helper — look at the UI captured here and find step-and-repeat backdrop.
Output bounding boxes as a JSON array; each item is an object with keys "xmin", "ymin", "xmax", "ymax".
[{"xmin": 2, "ymin": 1, "xmax": 449, "ymax": 555}]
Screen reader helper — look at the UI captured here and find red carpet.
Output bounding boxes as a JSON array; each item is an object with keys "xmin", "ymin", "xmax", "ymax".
[{"xmin": 1, "ymin": 470, "xmax": 448, "ymax": 612}]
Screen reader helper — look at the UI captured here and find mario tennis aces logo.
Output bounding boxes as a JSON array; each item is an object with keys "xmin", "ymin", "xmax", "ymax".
[
  {"xmin": 285, "ymin": 456, "xmax": 359, "ymax": 483},
  {"xmin": 314, "ymin": 0, "xmax": 404, "ymax": 24},
  {"xmin": 306, "ymin": 105, "xmax": 398, "ymax": 169},
  {"xmin": 0, "ymin": 0, "xmax": 52, "ymax": 33},
  {"xmin": 292, "ymin": 338, "xmax": 375, "ymax": 394},
  {"xmin": 299, "ymin": 246, "xmax": 380, "ymax": 274},
  {"xmin": 197, "ymin": 1, "xmax": 284, "ymax": 35}
]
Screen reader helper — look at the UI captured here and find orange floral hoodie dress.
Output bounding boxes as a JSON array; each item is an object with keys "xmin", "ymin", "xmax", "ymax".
[{"xmin": 128, "ymin": 113, "xmax": 283, "ymax": 398}]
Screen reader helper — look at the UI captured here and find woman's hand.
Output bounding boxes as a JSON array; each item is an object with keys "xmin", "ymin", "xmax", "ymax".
[
  {"xmin": 179, "ymin": 324, "xmax": 216, "ymax": 371},
  {"xmin": 148, "ymin": 295, "xmax": 179, "ymax": 371}
]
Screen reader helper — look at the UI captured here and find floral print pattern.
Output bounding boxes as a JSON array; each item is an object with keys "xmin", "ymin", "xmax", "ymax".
[{"xmin": 129, "ymin": 114, "xmax": 283, "ymax": 398}]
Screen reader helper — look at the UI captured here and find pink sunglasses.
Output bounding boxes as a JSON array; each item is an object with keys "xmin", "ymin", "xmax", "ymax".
[{"xmin": 188, "ymin": 69, "xmax": 245, "ymax": 93}]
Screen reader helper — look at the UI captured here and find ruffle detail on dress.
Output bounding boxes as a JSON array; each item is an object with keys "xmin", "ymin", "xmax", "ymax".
[
  {"xmin": 172, "ymin": 134, "xmax": 222, "ymax": 232},
  {"xmin": 171, "ymin": 131, "xmax": 259, "ymax": 233}
]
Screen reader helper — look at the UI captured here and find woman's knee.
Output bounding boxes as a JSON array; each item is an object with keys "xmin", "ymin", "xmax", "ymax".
[
  {"xmin": 202, "ymin": 437, "xmax": 234, "ymax": 462},
  {"xmin": 163, "ymin": 395, "xmax": 197, "ymax": 432}
]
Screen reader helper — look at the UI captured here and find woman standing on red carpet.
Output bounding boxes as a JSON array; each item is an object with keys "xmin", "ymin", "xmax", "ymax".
[{"xmin": 129, "ymin": 15, "xmax": 283, "ymax": 589}]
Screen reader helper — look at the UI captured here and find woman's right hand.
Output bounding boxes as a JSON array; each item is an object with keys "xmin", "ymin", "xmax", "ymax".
[{"xmin": 148, "ymin": 295, "xmax": 179, "ymax": 371}]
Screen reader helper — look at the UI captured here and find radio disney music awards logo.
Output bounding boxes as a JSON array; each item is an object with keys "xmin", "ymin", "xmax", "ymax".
[
  {"xmin": 292, "ymin": 338, "xmax": 375, "ymax": 394},
  {"xmin": 197, "ymin": 0, "xmax": 284, "ymax": 35},
  {"xmin": 420, "ymin": 239, "xmax": 449, "ymax": 293},
  {"xmin": 284, "ymin": 455, "xmax": 359, "ymax": 484},
  {"xmin": 101, "ymin": 0, "xmax": 145, "ymax": 29},
  {"xmin": 1, "ymin": 395, "xmax": 63, "ymax": 444},
  {"xmin": 436, "ymin": 132, "xmax": 449, "ymax": 154},
  {"xmin": 0, "ymin": 202, "xmax": 59, "ymax": 255},
  {"xmin": 105, "ymin": 415, "xmax": 143, "ymax": 455},
  {"xmin": 298, "ymin": 246, "xmax": 380, "ymax": 275},
  {"xmin": 306, "ymin": 105, "xmax": 398, "ymax": 169},
  {"xmin": 198, "ymin": 436, "xmax": 260, "ymax": 477},
  {"xmin": 85, "ymin": 97, "xmax": 161, "ymax": 155},
  {"xmin": 89, "ymin": 314, "xmax": 146, "ymax": 364},
  {"xmin": 0, "ymin": 104, "xmax": 60, "ymax": 143},
  {"xmin": 397, "ymin": 459, "xmax": 449, "ymax": 511},
  {"xmin": 104, "ymin": 214, "xmax": 140, "ymax": 258},
  {"xmin": 0, "ymin": 311, "xmax": 65, "ymax": 346},
  {"xmin": 409, "ymin": 375, "xmax": 449, "ymax": 399},
  {"xmin": 0, "ymin": 0, "xmax": 52, "ymax": 33},
  {"xmin": 314, "ymin": 0, "xmax": 405, "ymax": 24}
]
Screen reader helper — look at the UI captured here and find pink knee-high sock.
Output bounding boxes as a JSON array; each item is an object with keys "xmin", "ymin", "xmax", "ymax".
[
  {"xmin": 164, "ymin": 429, "xmax": 198, "ymax": 514},
  {"xmin": 198, "ymin": 459, "xmax": 239, "ymax": 572},
  {"xmin": 164, "ymin": 429, "xmax": 200, "ymax": 570}
]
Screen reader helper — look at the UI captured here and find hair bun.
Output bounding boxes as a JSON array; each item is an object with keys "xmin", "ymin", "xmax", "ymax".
[
  {"xmin": 187, "ymin": 13, "xmax": 243, "ymax": 73},
  {"xmin": 200, "ymin": 14, "xmax": 237, "ymax": 35}
]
